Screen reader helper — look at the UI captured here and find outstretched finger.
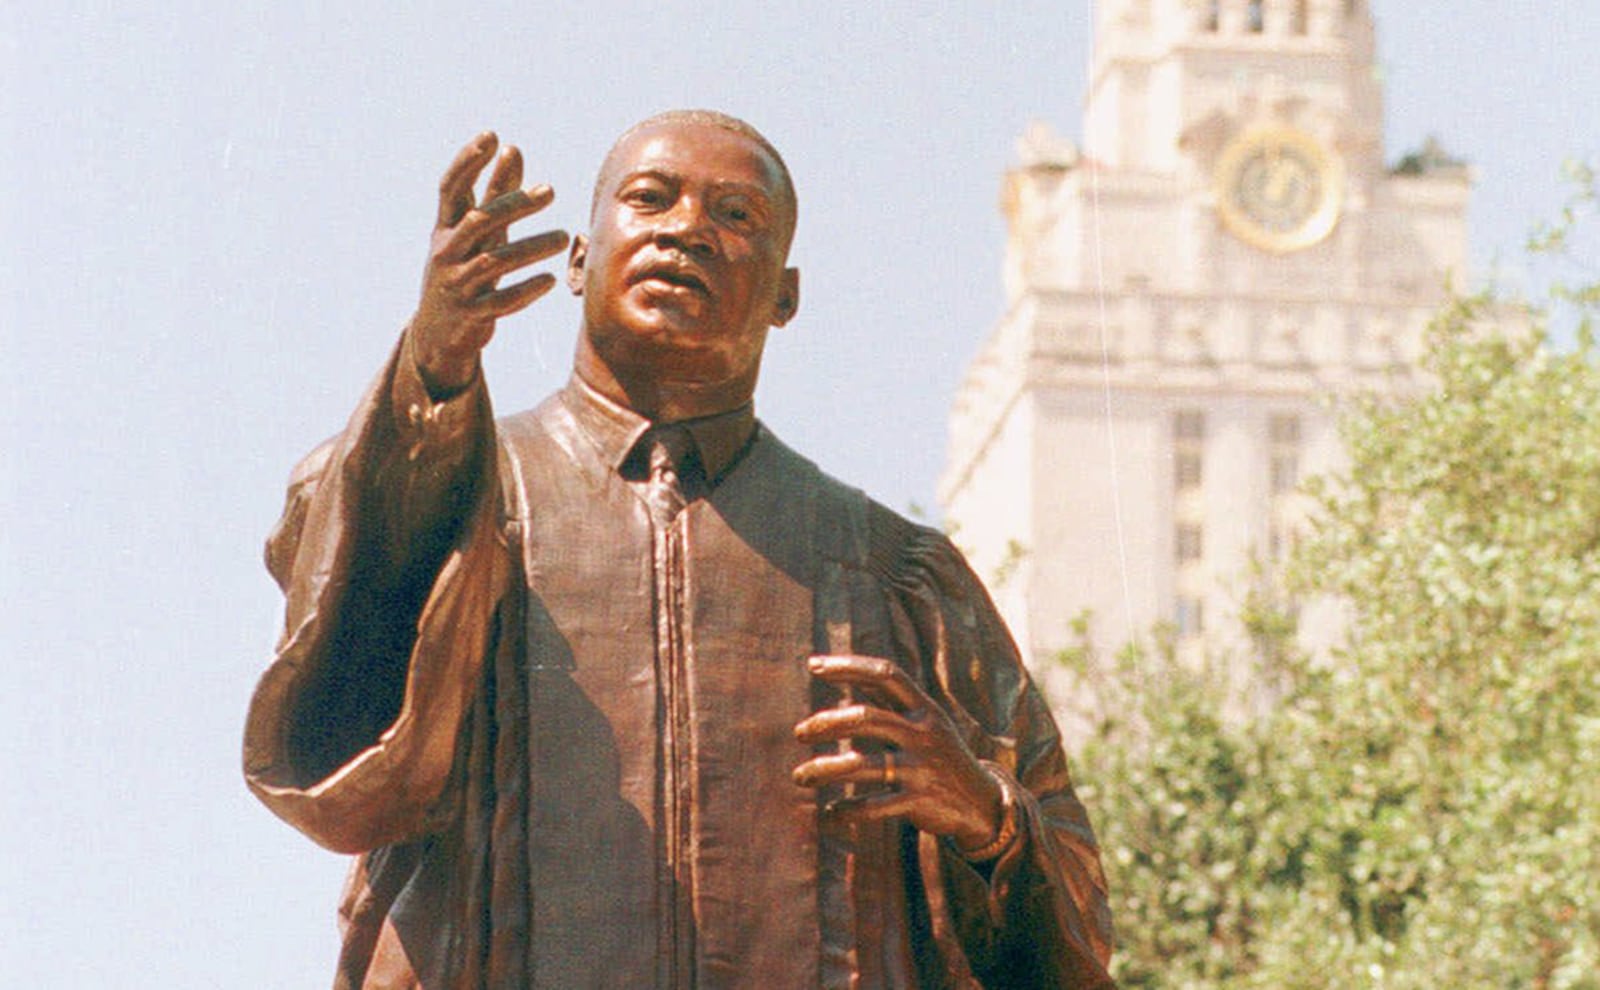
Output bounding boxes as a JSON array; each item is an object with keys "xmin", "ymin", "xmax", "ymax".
[
  {"xmin": 470, "ymin": 271, "xmax": 559, "ymax": 319},
  {"xmin": 459, "ymin": 228, "xmax": 572, "ymax": 295},
  {"xmin": 482, "ymin": 144, "xmax": 525, "ymax": 206},
  {"xmin": 443, "ymin": 185, "xmax": 556, "ymax": 259},
  {"xmin": 475, "ymin": 146, "xmax": 525, "ymax": 256},
  {"xmin": 437, "ymin": 131, "xmax": 499, "ymax": 227},
  {"xmin": 807, "ymin": 655, "xmax": 925, "ymax": 713}
]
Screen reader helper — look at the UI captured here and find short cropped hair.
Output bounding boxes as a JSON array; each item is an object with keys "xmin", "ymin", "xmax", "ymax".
[{"xmin": 590, "ymin": 109, "xmax": 797, "ymax": 241}]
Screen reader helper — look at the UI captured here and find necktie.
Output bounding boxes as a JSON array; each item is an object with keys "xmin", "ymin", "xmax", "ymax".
[{"xmin": 643, "ymin": 427, "xmax": 693, "ymax": 528}]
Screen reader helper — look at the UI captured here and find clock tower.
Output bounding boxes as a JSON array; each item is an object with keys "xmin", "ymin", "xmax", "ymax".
[{"xmin": 940, "ymin": 0, "xmax": 1470, "ymax": 686}]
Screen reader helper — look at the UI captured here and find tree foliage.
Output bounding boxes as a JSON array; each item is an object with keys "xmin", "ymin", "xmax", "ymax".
[{"xmin": 1066, "ymin": 168, "xmax": 1600, "ymax": 988}]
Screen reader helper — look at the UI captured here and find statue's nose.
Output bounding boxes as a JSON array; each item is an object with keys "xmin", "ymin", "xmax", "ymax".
[{"xmin": 653, "ymin": 202, "xmax": 717, "ymax": 260}]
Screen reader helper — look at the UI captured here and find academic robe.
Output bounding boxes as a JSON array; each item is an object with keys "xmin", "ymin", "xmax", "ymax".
[{"xmin": 243, "ymin": 334, "xmax": 1114, "ymax": 989}]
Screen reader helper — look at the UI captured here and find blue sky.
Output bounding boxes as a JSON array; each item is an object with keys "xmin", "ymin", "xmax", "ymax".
[{"xmin": 2, "ymin": 2, "xmax": 1595, "ymax": 984}]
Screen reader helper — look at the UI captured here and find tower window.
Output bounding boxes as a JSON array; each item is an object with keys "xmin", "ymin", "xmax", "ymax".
[
  {"xmin": 1269, "ymin": 414, "xmax": 1302, "ymax": 494},
  {"xmin": 1269, "ymin": 413, "xmax": 1301, "ymax": 445},
  {"xmin": 1173, "ymin": 410, "xmax": 1205, "ymax": 492},
  {"xmin": 1204, "ymin": 0, "xmax": 1219, "ymax": 31},
  {"xmin": 1247, "ymin": 0, "xmax": 1264, "ymax": 32},
  {"xmin": 1176, "ymin": 596, "xmax": 1205, "ymax": 638},
  {"xmin": 1174, "ymin": 409, "xmax": 1206, "ymax": 441},
  {"xmin": 1176, "ymin": 523, "xmax": 1204, "ymax": 563},
  {"xmin": 1176, "ymin": 451, "xmax": 1203, "ymax": 491},
  {"xmin": 1271, "ymin": 453, "xmax": 1298, "ymax": 494},
  {"xmin": 1268, "ymin": 522, "xmax": 1298, "ymax": 563},
  {"xmin": 1291, "ymin": 0, "xmax": 1309, "ymax": 34}
]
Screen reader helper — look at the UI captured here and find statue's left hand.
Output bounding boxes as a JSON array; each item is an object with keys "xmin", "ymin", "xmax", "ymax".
[
  {"xmin": 411, "ymin": 133, "xmax": 570, "ymax": 395},
  {"xmin": 793, "ymin": 655, "xmax": 1005, "ymax": 854}
]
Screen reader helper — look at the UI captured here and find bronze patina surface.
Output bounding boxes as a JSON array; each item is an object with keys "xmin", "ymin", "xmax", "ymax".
[{"xmin": 244, "ymin": 111, "xmax": 1114, "ymax": 988}]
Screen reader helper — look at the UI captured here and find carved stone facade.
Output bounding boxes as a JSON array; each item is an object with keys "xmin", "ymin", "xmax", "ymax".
[{"xmin": 940, "ymin": 0, "xmax": 1470, "ymax": 678}]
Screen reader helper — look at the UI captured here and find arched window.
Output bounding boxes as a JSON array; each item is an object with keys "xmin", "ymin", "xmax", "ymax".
[
  {"xmin": 1247, "ymin": 0, "xmax": 1265, "ymax": 32},
  {"xmin": 1204, "ymin": 0, "xmax": 1220, "ymax": 32},
  {"xmin": 1292, "ymin": 0, "xmax": 1309, "ymax": 34}
]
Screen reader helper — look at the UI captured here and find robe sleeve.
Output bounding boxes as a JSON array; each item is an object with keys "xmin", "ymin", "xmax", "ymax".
[
  {"xmin": 868, "ymin": 505, "xmax": 1116, "ymax": 989},
  {"xmin": 242, "ymin": 330, "xmax": 511, "ymax": 854}
]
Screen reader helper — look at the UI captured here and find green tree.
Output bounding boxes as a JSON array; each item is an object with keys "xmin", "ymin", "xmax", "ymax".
[{"xmin": 1069, "ymin": 166, "xmax": 1600, "ymax": 988}]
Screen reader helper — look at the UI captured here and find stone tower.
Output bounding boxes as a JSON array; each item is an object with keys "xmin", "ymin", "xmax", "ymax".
[{"xmin": 939, "ymin": 0, "xmax": 1470, "ymax": 676}]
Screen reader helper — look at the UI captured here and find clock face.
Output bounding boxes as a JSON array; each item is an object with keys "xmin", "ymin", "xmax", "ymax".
[{"xmin": 1215, "ymin": 127, "xmax": 1343, "ymax": 252}]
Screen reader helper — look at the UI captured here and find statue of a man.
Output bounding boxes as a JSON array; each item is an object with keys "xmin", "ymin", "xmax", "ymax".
[{"xmin": 244, "ymin": 110, "xmax": 1114, "ymax": 989}]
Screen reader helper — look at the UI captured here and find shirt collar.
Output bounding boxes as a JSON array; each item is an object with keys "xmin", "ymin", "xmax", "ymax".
[{"xmin": 560, "ymin": 374, "xmax": 757, "ymax": 484}]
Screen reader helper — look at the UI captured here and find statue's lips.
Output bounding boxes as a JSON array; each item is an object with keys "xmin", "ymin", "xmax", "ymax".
[{"xmin": 629, "ymin": 262, "xmax": 710, "ymax": 296}]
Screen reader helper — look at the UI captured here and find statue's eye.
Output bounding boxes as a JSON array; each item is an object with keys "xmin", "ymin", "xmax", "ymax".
[
  {"xmin": 718, "ymin": 195, "xmax": 764, "ymax": 230},
  {"xmin": 623, "ymin": 183, "xmax": 670, "ymax": 210}
]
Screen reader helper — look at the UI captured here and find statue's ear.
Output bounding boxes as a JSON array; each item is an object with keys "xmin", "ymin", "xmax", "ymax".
[
  {"xmin": 566, "ymin": 234, "xmax": 589, "ymax": 296},
  {"xmin": 770, "ymin": 267, "xmax": 800, "ymax": 328}
]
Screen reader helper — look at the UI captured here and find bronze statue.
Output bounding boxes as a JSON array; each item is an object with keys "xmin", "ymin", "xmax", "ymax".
[{"xmin": 244, "ymin": 110, "xmax": 1114, "ymax": 989}]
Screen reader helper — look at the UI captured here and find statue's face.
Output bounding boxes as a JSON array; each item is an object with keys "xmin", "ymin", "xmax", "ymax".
[{"xmin": 571, "ymin": 121, "xmax": 798, "ymax": 393}]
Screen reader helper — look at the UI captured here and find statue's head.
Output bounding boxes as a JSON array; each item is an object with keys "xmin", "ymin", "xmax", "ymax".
[
  {"xmin": 587, "ymin": 110, "xmax": 797, "ymax": 245},
  {"xmin": 568, "ymin": 110, "xmax": 800, "ymax": 418}
]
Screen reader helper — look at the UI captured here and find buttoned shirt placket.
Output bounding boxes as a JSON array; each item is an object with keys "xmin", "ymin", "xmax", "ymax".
[{"xmin": 642, "ymin": 428, "xmax": 696, "ymax": 990}]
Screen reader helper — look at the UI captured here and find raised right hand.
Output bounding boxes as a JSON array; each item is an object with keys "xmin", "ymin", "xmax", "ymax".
[{"xmin": 411, "ymin": 131, "xmax": 570, "ymax": 395}]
